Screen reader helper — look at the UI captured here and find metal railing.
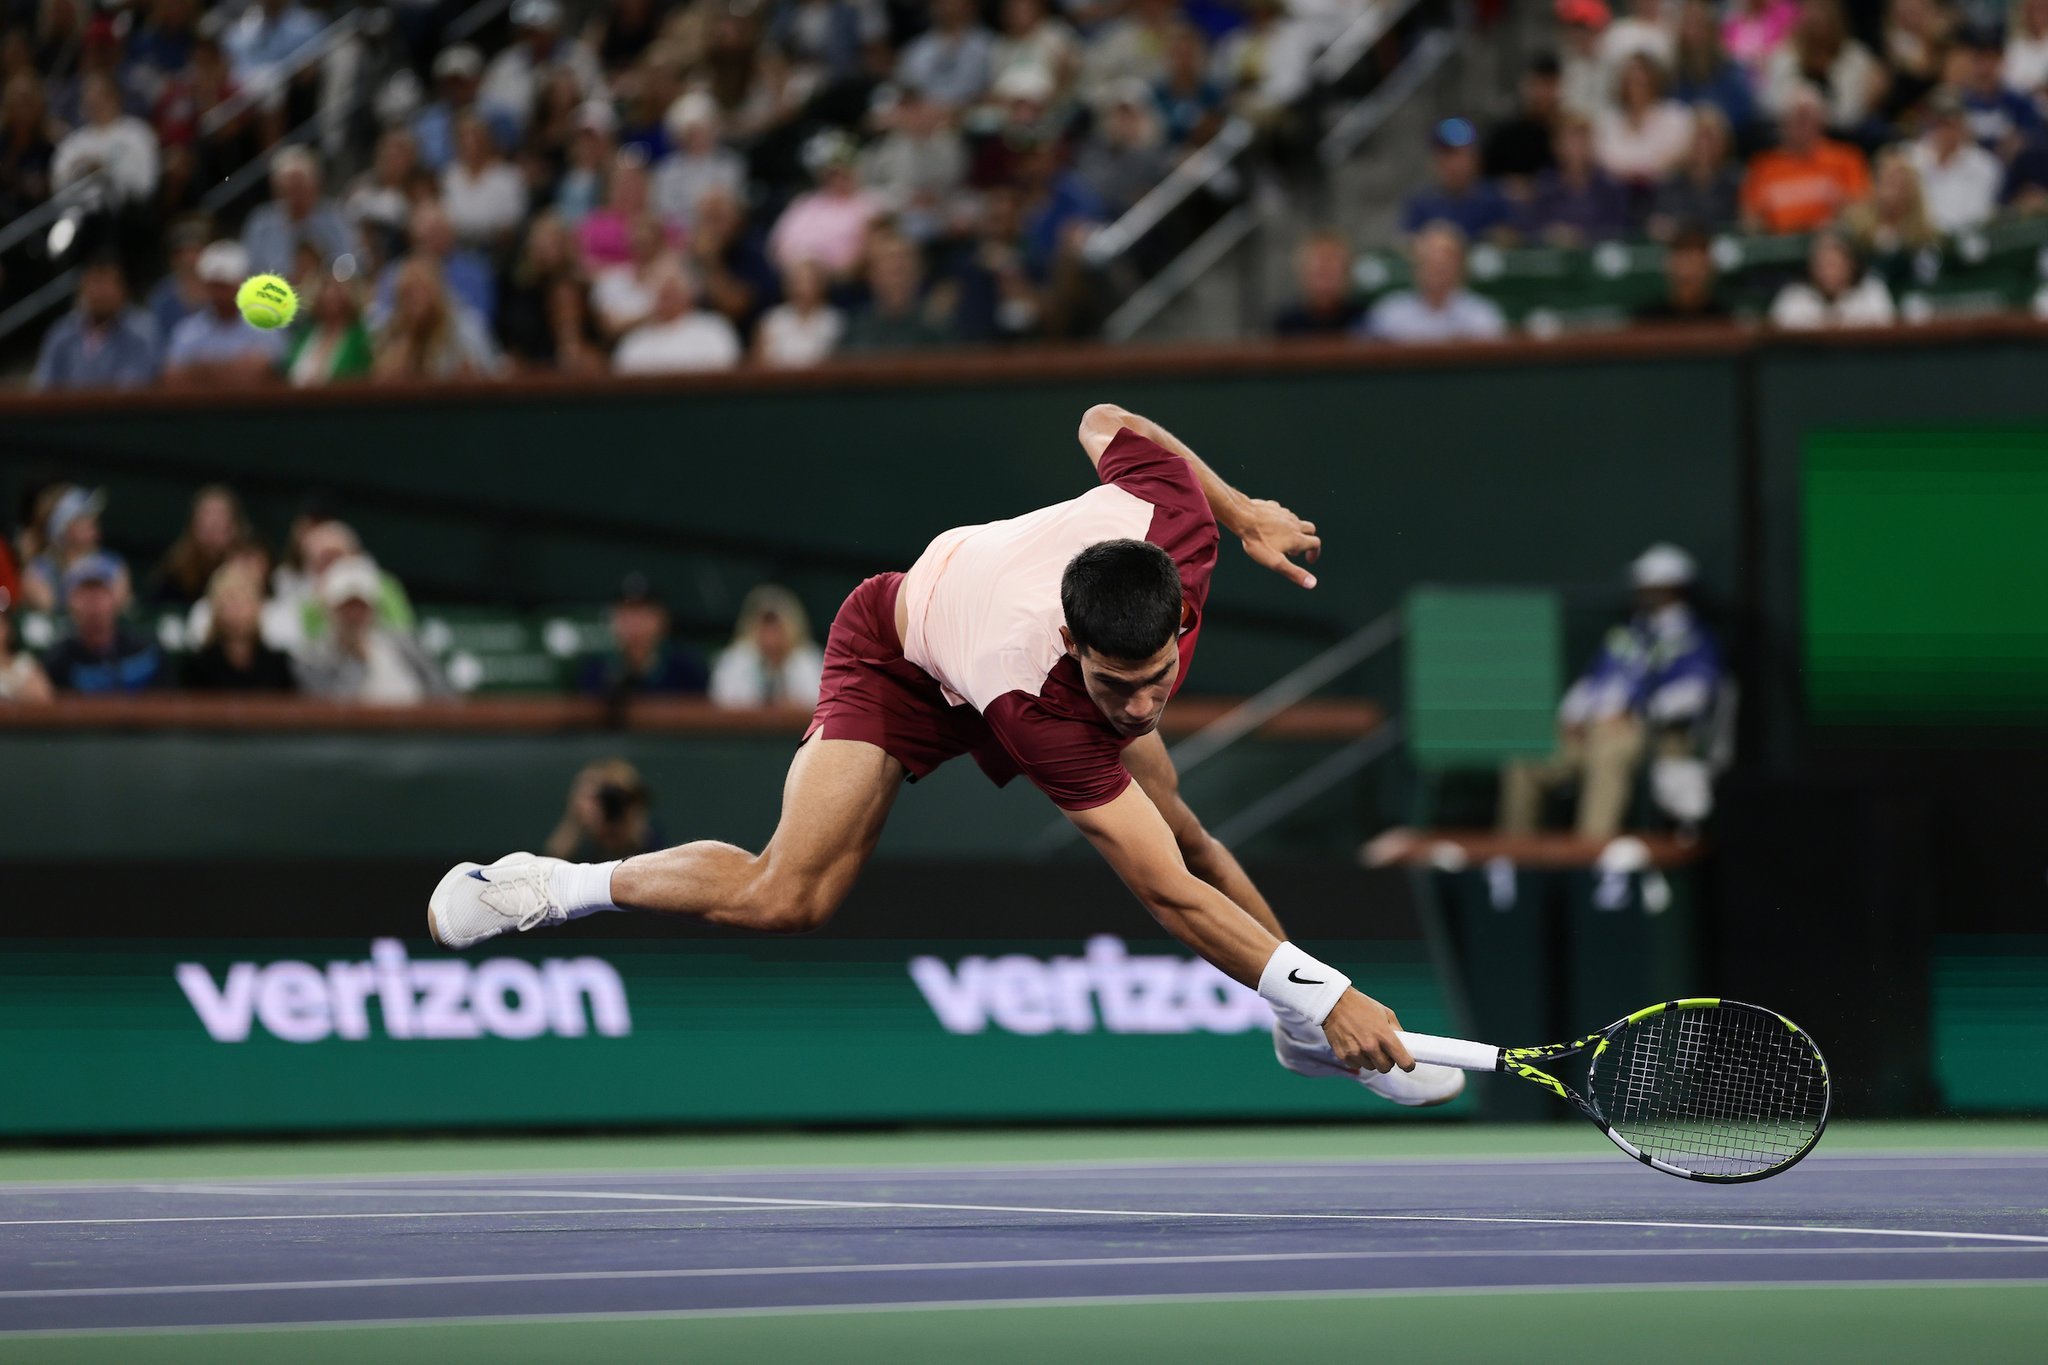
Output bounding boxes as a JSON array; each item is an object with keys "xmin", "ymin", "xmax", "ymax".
[{"xmin": 1319, "ymin": 27, "xmax": 1458, "ymax": 166}]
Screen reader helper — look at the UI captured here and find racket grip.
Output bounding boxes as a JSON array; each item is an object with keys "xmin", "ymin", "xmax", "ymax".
[{"xmin": 1396, "ymin": 1031, "xmax": 1503, "ymax": 1072}]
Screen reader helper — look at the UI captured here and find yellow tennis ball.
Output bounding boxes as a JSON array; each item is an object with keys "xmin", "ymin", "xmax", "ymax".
[{"xmin": 236, "ymin": 274, "xmax": 299, "ymax": 329}]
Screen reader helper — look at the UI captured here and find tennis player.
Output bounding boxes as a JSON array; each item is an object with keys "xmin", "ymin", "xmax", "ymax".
[{"xmin": 430, "ymin": 405, "xmax": 1459, "ymax": 1104}]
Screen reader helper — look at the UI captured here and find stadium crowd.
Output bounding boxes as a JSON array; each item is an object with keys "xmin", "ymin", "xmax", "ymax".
[
  {"xmin": 0, "ymin": 477, "xmax": 825, "ymax": 706},
  {"xmin": 1278, "ymin": 0, "xmax": 2048, "ymax": 341},
  {"xmin": 13, "ymin": 0, "xmax": 1354, "ymax": 389}
]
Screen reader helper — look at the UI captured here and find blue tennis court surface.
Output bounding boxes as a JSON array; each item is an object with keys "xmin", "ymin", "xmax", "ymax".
[{"xmin": 2, "ymin": 1128, "xmax": 2044, "ymax": 1359}]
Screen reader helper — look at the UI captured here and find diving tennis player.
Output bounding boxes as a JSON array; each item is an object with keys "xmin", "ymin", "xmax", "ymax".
[{"xmin": 429, "ymin": 405, "xmax": 1458, "ymax": 1105}]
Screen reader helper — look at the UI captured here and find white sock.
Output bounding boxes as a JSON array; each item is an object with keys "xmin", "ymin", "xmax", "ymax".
[{"xmin": 549, "ymin": 860, "xmax": 622, "ymax": 919}]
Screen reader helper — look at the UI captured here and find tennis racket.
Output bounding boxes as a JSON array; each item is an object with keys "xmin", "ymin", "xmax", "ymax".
[{"xmin": 1397, "ymin": 997, "xmax": 1830, "ymax": 1183}]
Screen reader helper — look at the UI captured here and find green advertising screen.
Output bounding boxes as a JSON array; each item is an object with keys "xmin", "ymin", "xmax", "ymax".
[
  {"xmin": 1804, "ymin": 429, "xmax": 2048, "ymax": 722},
  {"xmin": 0, "ymin": 862, "xmax": 1465, "ymax": 1138}
]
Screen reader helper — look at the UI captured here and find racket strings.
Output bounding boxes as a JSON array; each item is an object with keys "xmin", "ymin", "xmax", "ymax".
[{"xmin": 1590, "ymin": 1007, "xmax": 1828, "ymax": 1178}]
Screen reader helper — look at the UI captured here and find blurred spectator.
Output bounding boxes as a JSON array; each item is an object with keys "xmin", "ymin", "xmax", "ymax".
[
  {"xmin": 861, "ymin": 86, "xmax": 969, "ymax": 243},
  {"xmin": 242, "ymin": 145, "xmax": 364, "ymax": 278},
  {"xmin": 756, "ymin": 257, "xmax": 845, "ymax": 367},
  {"xmin": 1557, "ymin": 0, "xmax": 1616, "ymax": 119},
  {"xmin": 33, "ymin": 258, "xmax": 162, "ymax": 392},
  {"xmin": 297, "ymin": 556, "xmax": 449, "ymax": 704},
  {"xmin": 344, "ymin": 128, "xmax": 427, "ymax": 268},
  {"xmin": 499, "ymin": 211, "xmax": 604, "ymax": 371},
  {"xmin": 2011, "ymin": 0, "xmax": 2048, "ymax": 93},
  {"xmin": 1880, "ymin": 0, "xmax": 1953, "ymax": 124},
  {"xmin": 43, "ymin": 554, "xmax": 165, "ymax": 694},
  {"xmin": 1670, "ymin": 0, "xmax": 1758, "ymax": 135},
  {"xmin": 1076, "ymin": 79, "xmax": 1171, "ymax": 218},
  {"xmin": 280, "ymin": 520, "xmax": 413, "ymax": 644},
  {"xmin": 149, "ymin": 484, "xmax": 250, "ymax": 607},
  {"xmin": 1648, "ymin": 107, "xmax": 1742, "ymax": 238},
  {"xmin": 373, "ymin": 257, "xmax": 501, "ymax": 381},
  {"xmin": 576, "ymin": 573, "xmax": 709, "ymax": 697},
  {"xmin": 0, "ymin": 600, "xmax": 55, "ymax": 704},
  {"xmin": 415, "ymin": 44, "xmax": 485, "ymax": 173},
  {"xmin": 1907, "ymin": 90, "xmax": 2002, "ymax": 231},
  {"xmin": 685, "ymin": 183, "xmax": 773, "ymax": 334},
  {"xmin": 147, "ymin": 217, "xmax": 212, "ymax": 341},
  {"xmin": 991, "ymin": 0, "xmax": 1080, "ymax": 98},
  {"xmin": 898, "ymin": 0, "xmax": 995, "ymax": 112},
  {"xmin": 654, "ymin": 91, "xmax": 745, "ymax": 230},
  {"xmin": 591, "ymin": 219, "xmax": 675, "ymax": 338},
  {"xmin": 377, "ymin": 198, "xmax": 497, "ymax": 327},
  {"xmin": 442, "ymin": 112, "xmax": 529, "ymax": 249},
  {"xmin": 1723, "ymin": 0, "xmax": 1800, "ymax": 80},
  {"xmin": 1154, "ymin": 23, "xmax": 1224, "ymax": 148},
  {"xmin": 613, "ymin": 260, "xmax": 744, "ymax": 373},
  {"xmin": 1740, "ymin": 85, "xmax": 1870, "ymax": 232},
  {"xmin": 164, "ymin": 241, "xmax": 286, "ymax": 389},
  {"xmin": 710, "ymin": 585, "xmax": 824, "ymax": 708},
  {"xmin": 285, "ymin": 277, "xmax": 374, "ymax": 386},
  {"xmin": 1522, "ymin": 114, "xmax": 1632, "ymax": 245},
  {"xmin": 1770, "ymin": 230, "xmax": 1897, "ymax": 327},
  {"xmin": 946, "ymin": 184, "xmax": 1045, "ymax": 343},
  {"xmin": 1634, "ymin": 228, "xmax": 1731, "ymax": 323},
  {"xmin": 1213, "ymin": 0, "xmax": 1319, "ymax": 124},
  {"xmin": 21, "ymin": 485, "xmax": 130, "ymax": 614},
  {"xmin": 1760, "ymin": 0, "xmax": 1886, "ymax": 131},
  {"xmin": 773, "ymin": 0, "xmax": 891, "ymax": 87},
  {"xmin": 1084, "ymin": 0, "xmax": 1179, "ymax": 90},
  {"xmin": 590, "ymin": 0, "xmax": 667, "ymax": 75},
  {"xmin": 1483, "ymin": 56, "xmax": 1563, "ymax": 190},
  {"xmin": 1499, "ymin": 544, "xmax": 1722, "ymax": 840},
  {"xmin": 52, "ymin": 72, "xmax": 158, "ymax": 202},
  {"xmin": 182, "ymin": 563, "xmax": 296, "ymax": 691},
  {"xmin": 1361, "ymin": 224, "xmax": 1508, "ymax": 344},
  {"xmin": 770, "ymin": 130, "xmax": 887, "ymax": 277},
  {"xmin": 0, "ymin": 72, "xmax": 57, "ymax": 218},
  {"xmin": 1955, "ymin": 26, "xmax": 2042, "ymax": 152},
  {"xmin": 1401, "ymin": 117, "xmax": 1514, "ymax": 240},
  {"xmin": 2000, "ymin": 126, "xmax": 2048, "ymax": 209},
  {"xmin": 1273, "ymin": 230, "xmax": 1365, "ymax": 337},
  {"xmin": 577, "ymin": 148, "xmax": 680, "ymax": 270},
  {"xmin": 480, "ymin": 0, "xmax": 598, "ymax": 142},
  {"xmin": 222, "ymin": 0, "xmax": 322, "ymax": 88},
  {"xmin": 544, "ymin": 758, "xmax": 665, "ymax": 862},
  {"xmin": 153, "ymin": 35, "xmax": 249, "ymax": 211},
  {"xmin": 842, "ymin": 231, "xmax": 955, "ymax": 352},
  {"xmin": 1594, "ymin": 54, "xmax": 1695, "ymax": 185},
  {"xmin": 1843, "ymin": 148, "xmax": 1941, "ymax": 258},
  {"xmin": 1602, "ymin": 0, "xmax": 1679, "ymax": 72}
]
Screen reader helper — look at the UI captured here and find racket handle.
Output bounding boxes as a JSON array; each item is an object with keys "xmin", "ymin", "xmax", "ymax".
[{"xmin": 1396, "ymin": 1031, "xmax": 1503, "ymax": 1072}]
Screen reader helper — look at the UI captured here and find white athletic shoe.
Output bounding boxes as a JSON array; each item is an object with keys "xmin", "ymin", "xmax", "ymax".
[
  {"xmin": 1273, "ymin": 1016, "xmax": 1466, "ymax": 1108},
  {"xmin": 427, "ymin": 852, "xmax": 568, "ymax": 950}
]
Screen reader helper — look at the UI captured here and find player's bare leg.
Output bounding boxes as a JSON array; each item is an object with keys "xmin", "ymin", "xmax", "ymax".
[{"xmin": 428, "ymin": 736, "xmax": 905, "ymax": 948}]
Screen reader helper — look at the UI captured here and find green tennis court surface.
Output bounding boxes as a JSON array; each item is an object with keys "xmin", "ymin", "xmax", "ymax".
[{"xmin": 4, "ymin": 1122, "xmax": 2043, "ymax": 1362}]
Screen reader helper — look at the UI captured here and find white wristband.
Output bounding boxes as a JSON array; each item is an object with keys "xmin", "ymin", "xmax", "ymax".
[{"xmin": 1257, "ymin": 942, "xmax": 1350, "ymax": 1026}]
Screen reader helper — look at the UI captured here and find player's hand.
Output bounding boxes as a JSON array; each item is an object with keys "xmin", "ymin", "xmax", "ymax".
[
  {"xmin": 1320, "ymin": 989, "xmax": 1415, "ymax": 1074},
  {"xmin": 1237, "ymin": 498, "xmax": 1321, "ymax": 590}
]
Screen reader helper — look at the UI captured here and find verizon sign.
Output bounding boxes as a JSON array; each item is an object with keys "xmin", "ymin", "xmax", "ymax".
[
  {"xmin": 910, "ymin": 935, "xmax": 1270, "ymax": 1036},
  {"xmin": 176, "ymin": 938, "xmax": 631, "ymax": 1043}
]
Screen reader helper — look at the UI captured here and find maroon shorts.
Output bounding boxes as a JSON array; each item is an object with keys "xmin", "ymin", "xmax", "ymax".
[{"xmin": 804, "ymin": 573, "xmax": 1018, "ymax": 786}]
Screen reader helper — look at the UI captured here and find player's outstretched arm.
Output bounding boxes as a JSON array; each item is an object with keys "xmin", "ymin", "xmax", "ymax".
[
  {"xmin": 1065, "ymin": 783, "xmax": 1414, "ymax": 1074},
  {"xmin": 1076, "ymin": 404, "xmax": 1322, "ymax": 590}
]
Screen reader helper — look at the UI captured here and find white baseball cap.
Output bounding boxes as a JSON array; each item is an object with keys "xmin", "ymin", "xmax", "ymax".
[
  {"xmin": 1630, "ymin": 543, "xmax": 1697, "ymax": 589},
  {"xmin": 320, "ymin": 555, "xmax": 383, "ymax": 609},
  {"xmin": 195, "ymin": 239, "xmax": 250, "ymax": 284}
]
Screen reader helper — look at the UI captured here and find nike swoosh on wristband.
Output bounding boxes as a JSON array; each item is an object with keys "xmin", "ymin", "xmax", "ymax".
[{"xmin": 1287, "ymin": 969, "xmax": 1323, "ymax": 985}]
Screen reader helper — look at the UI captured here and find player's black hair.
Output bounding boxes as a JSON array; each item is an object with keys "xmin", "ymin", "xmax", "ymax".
[{"xmin": 1061, "ymin": 539, "xmax": 1182, "ymax": 661}]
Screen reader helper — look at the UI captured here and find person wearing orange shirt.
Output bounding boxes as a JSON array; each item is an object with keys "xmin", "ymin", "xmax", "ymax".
[{"xmin": 1740, "ymin": 85, "xmax": 1870, "ymax": 232}]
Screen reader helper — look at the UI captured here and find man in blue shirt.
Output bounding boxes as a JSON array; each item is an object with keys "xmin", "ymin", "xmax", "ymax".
[
  {"xmin": 34, "ymin": 258, "xmax": 162, "ymax": 391},
  {"xmin": 42, "ymin": 554, "xmax": 166, "ymax": 694},
  {"xmin": 575, "ymin": 574, "xmax": 709, "ymax": 699},
  {"xmin": 1360, "ymin": 223, "xmax": 1508, "ymax": 343},
  {"xmin": 164, "ymin": 240, "xmax": 285, "ymax": 389},
  {"xmin": 241, "ymin": 145, "xmax": 364, "ymax": 276},
  {"xmin": 1957, "ymin": 29, "xmax": 2041, "ymax": 153},
  {"xmin": 1499, "ymin": 544, "xmax": 1724, "ymax": 839},
  {"xmin": 1400, "ymin": 117, "xmax": 1513, "ymax": 240},
  {"xmin": 223, "ymin": 0, "xmax": 324, "ymax": 87}
]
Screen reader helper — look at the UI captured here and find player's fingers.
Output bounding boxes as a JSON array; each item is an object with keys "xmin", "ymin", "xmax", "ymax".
[
  {"xmin": 1297, "ymin": 520, "xmax": 1316, "ymax": 535},
  {"xmin": 1249, "ymin": 541, "xmax": 1317, "ymax": 590},
  {"xmin": 1386, "ymin": 1031, "xmax": 1416, "ymax": 1072}
]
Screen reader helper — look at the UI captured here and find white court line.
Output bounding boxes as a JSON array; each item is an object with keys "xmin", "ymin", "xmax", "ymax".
[
  {"xmin": 3, "ymin": 1278, "xmax": 2045, "ymax": 1340},
  {"xmin": 4, "ymin": 1242, "xmax": 2046, "ymax": 1302},
  {"xmin": 0, "ymin": 1204, "xmax": 844, "ymax": 1229},
  {"xmin": 7, "ymin": 1147, "xmax": 2044, "ymax": 1195},
  {"xmin": 9, "ymin": 1185, "xmax": 2046, "ymax": 1244}
]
